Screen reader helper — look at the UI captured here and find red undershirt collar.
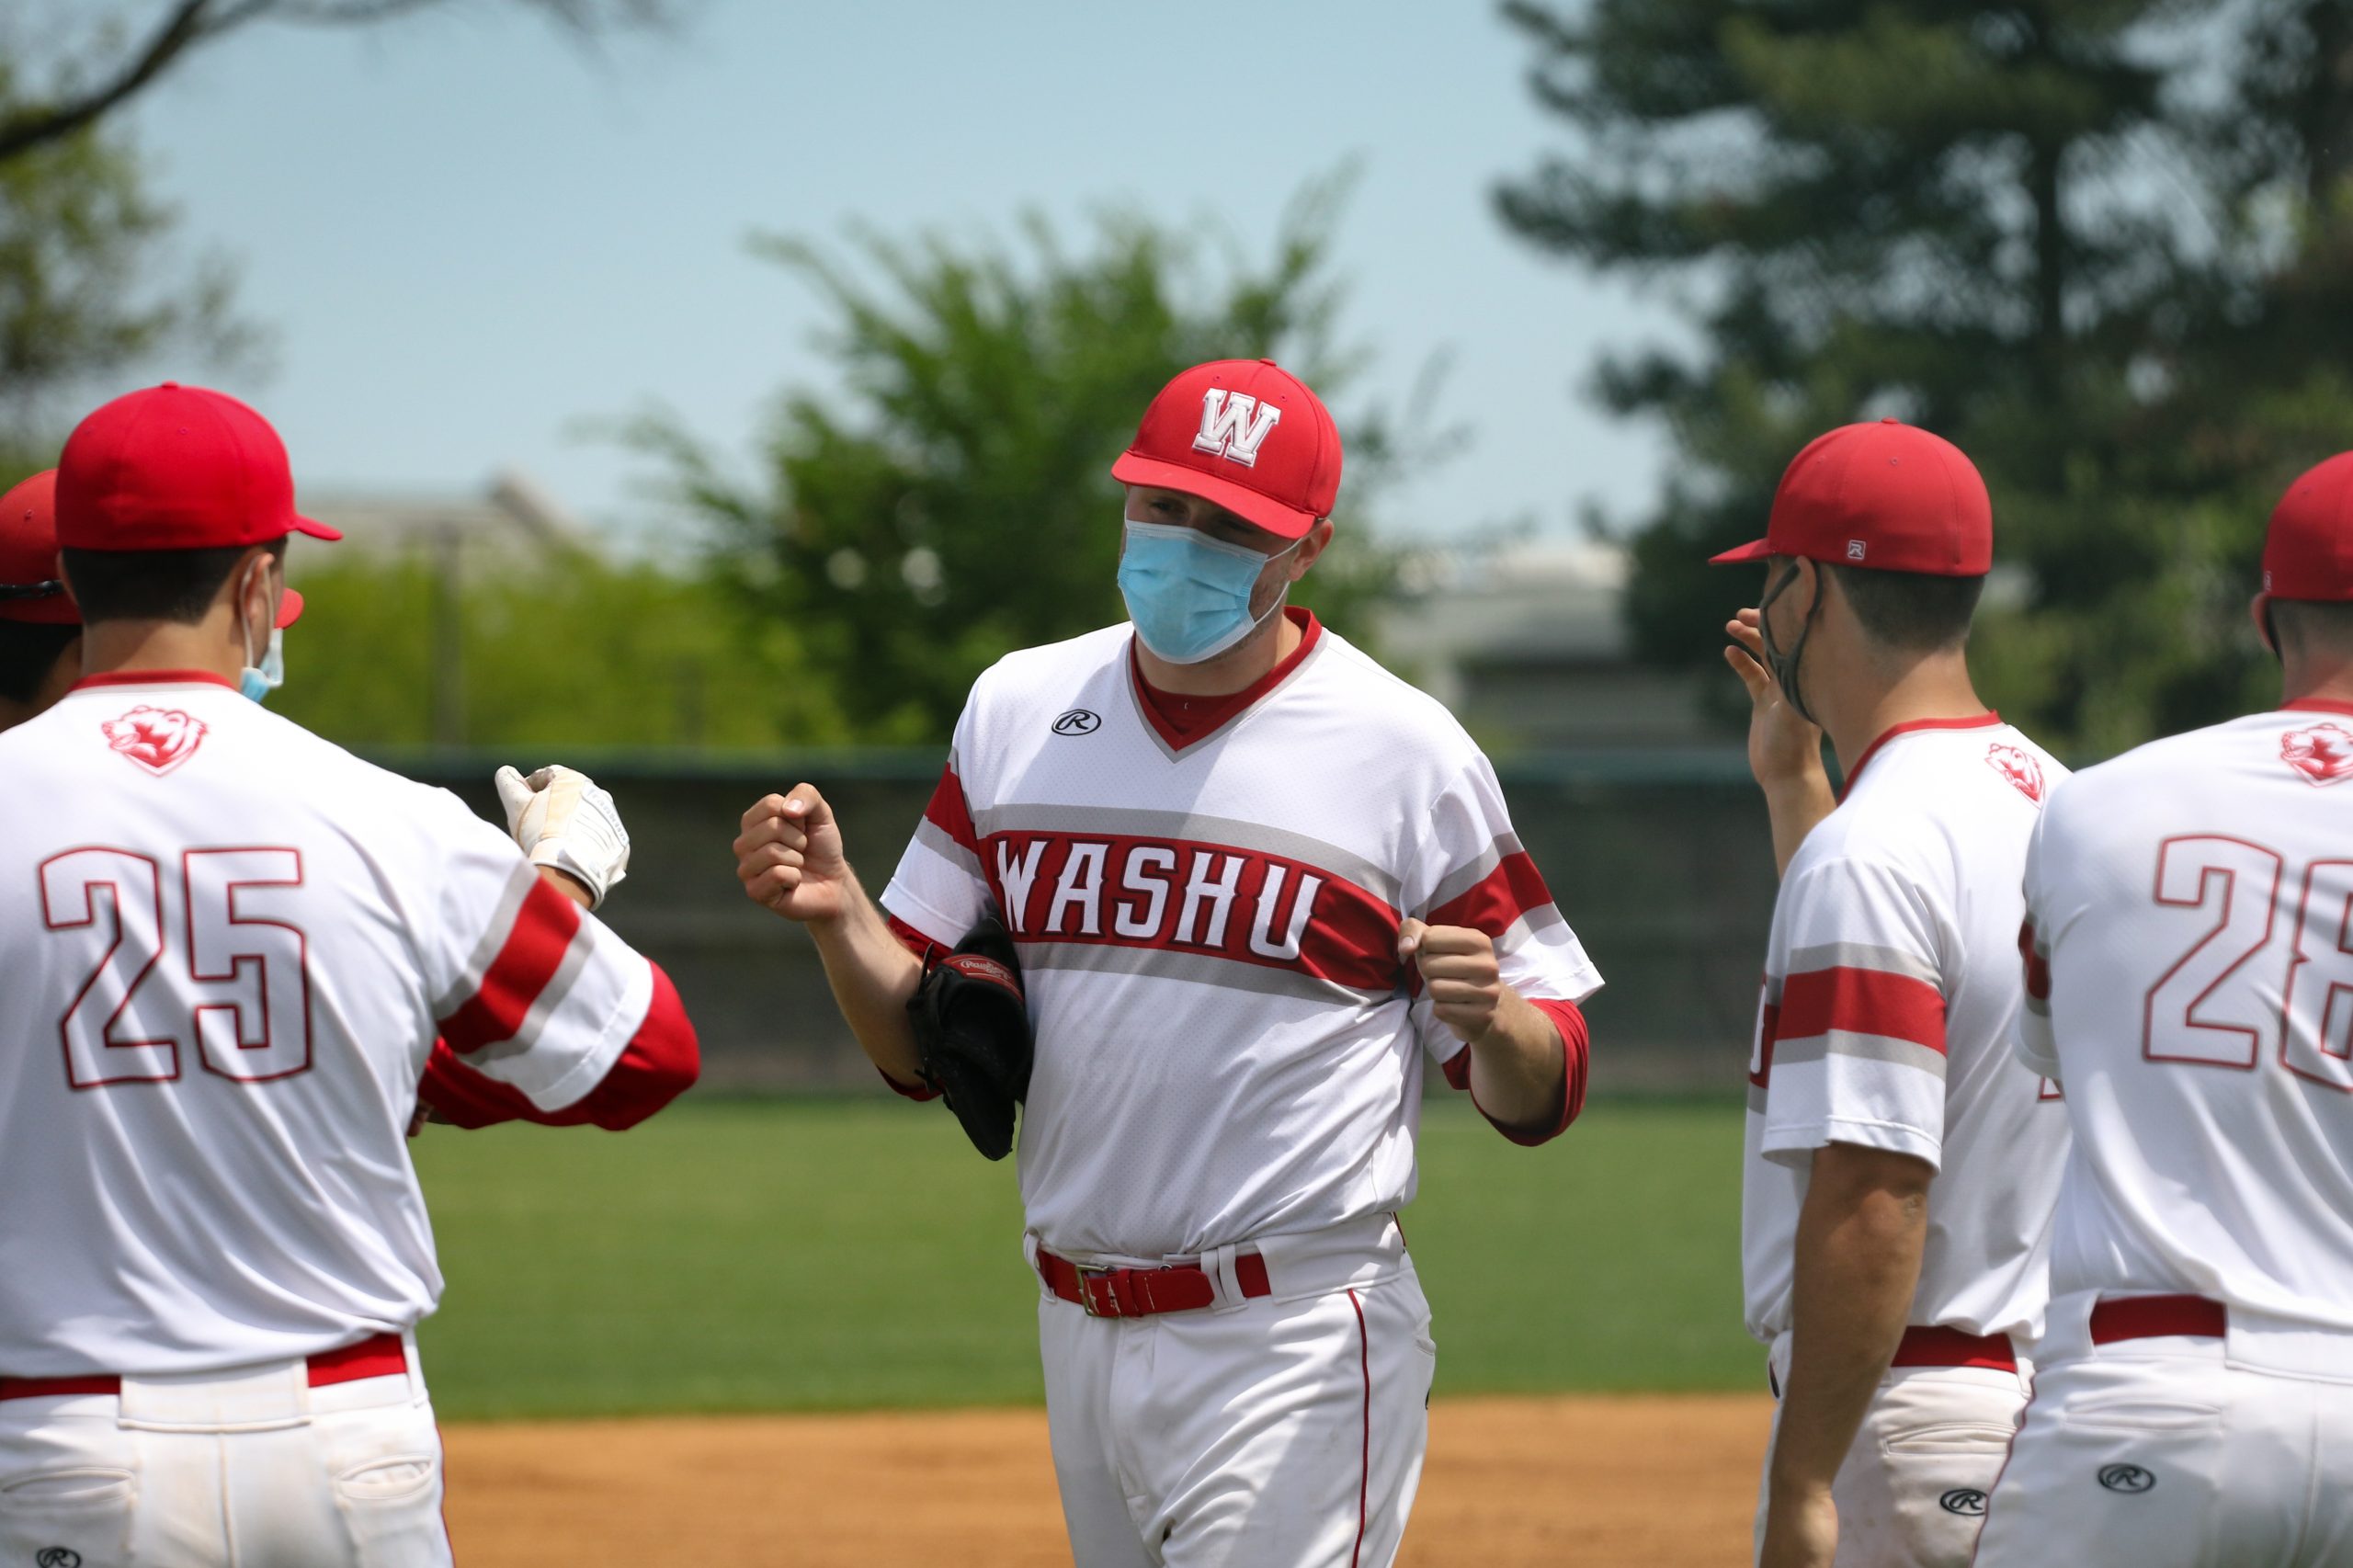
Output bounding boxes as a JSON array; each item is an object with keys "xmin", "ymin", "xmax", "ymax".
[
  {"xmin": 1131, "ymin": 608, "xmax": 1322, "ymax": 752},
  {"xmin": 2282, "ymin": 698, "xmax": 2353, "ymax": 717},
  {"xmin": 1839, "ymin": 711, "xmax": 2003, "ymax": 799},
  {"xmin": 71, "ymin": 669, "xmax": 236, "ymax": 693}
]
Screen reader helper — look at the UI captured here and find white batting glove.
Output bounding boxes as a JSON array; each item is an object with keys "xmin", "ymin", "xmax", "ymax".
[{"xmin": 494, "ymin": 764, "xmax": 631, "ymax": 908}]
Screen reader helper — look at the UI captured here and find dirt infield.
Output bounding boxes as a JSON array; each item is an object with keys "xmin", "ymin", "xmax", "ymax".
[{"xmin": 442, "ymin": 1392, "xmax": 1770, "ymax": 1566}]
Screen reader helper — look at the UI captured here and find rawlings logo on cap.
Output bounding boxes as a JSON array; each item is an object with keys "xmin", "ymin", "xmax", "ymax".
[
  {"xmin": 1985, "ymin": 744, "xmax": 2045, "ymax": 802},
  {"xmin": 1191, "ymin": 390, "xmax": 1282, "ymax": 468},
  {"xmin": 2282, "ymin": 722, "xmax": 2353, "ymax": 787},
  {"xmin": 101, "ymin": 706, "xmax": 207, "ymax": 777}
]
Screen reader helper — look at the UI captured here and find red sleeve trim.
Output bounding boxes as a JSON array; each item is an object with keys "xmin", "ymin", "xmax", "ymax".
[
  {"xmin": 414, "ymin": 962, "xmax": 699, "ymax": 1131},
  {"xmin": 924, "ymin": 765, "xmax": 980, "ymax": 853},
  {"xmin": 1427, "ymin": 851, "xmax": 1556, "ymax": 937},
  {"xmin": 438, "ymin": 874, "xmax": 584, "ymax": 1053},
  {"xmin": 877, "ymin": 914, "xmax": 945, "ymax": 1100},
  {"xmin": 885, "ymin": 912, "xmax": 945, "ymax": 960},
  {"xmin": 1442, "ymin": 999, "xmax": 1589, "ymax": 1148},
  {"xmin": 1776, "ymin": 965, "xmax": 1947, "ymax": 1051},
  {"xmin": 878, "ymin": 1063, "xmax": 942, "ymax": 1101},
  {"xmin": 2018, "ymin": 919, "xmax": 2052, "ymax": 1004}
]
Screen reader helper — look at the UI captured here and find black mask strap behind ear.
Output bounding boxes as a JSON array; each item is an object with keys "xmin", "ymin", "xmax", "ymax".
[{"xmin": 1757, "ymin": 559, "xmax": 1824, "ymax": 726}]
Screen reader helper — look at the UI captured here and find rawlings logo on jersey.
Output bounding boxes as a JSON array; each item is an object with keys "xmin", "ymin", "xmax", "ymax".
[
  {"xmin": 1984, "ymin": 744, "xmax": 2044, "ymax": 802},
  {"xmin": 101, "ymin": 706, "xmax": 207, "ymax": 777},
  {"xmin": 1191, "ymin": 390, "xmax": 1282, "ymax": 468},
  {"xmin": 2281, "ymin": 722, "xmax": 2353, "ymax": 786}
]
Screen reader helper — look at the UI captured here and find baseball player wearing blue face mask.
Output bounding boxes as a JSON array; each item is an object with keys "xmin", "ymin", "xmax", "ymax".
[{"xmin": 735, "ymin": 357, "xmax": 1606, "ymax": 1567}]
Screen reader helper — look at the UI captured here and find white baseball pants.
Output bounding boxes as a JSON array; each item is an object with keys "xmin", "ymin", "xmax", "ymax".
[
  {"xmin": 1756, "ymin": 1334, "xmax": 2026, "ymax": 1567},
  {"xmin": 0, "ymin": 1339, "xmax": 450, "ymax": 1568},
  {"xmin": 1035, "ymin": 1215, "xmax": 1436, "ymax": 1567},
  {"xmin": 1973, "ymin": 1338, "xmax": 2353, "ymax": 1568}
]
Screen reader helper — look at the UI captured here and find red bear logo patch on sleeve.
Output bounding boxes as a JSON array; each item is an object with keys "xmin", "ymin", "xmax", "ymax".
[{"xmin": 1984, "ymin": 744, "xmax": 2045, "ymax": 803}]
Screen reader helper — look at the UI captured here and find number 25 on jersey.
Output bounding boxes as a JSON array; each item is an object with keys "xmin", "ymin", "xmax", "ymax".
[{"xmin": 39, "ymin": 846, "xmax": 313, "ymax": 1087}]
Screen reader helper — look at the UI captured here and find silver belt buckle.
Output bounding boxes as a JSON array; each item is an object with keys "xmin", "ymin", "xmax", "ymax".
[{"xmin": 1074, "ymin": 1263, "xmax": 1119, "ymax": 1318}]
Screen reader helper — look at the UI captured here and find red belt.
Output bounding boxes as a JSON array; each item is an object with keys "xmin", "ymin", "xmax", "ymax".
[
  {"xmin": 2091, "ymin": 1294, "xmax": 2227, "ymax": 1345},
  {"xmin": 0, "ymin": 1332, "xmax": 406, "ymax": 1403},
  {"xmin": 1037, "ymin": 1247, "xmax": 1272, "ymax": 1319},
  {"xmin": 1892, "ymin": 1325, "xmax": 2017, "ymax": 1371}
]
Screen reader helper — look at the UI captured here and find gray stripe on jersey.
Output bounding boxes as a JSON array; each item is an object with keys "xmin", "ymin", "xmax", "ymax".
[
  {"xmin": 1488, "ymin": 903, "xmax": 1566, "ymax": 958},
  {"xmin": 1422, "ymin": 833, "xmax": 1529, "ymax": 917},
  {"xmin": 1747, "ymin": 1082, "xmax": 1768, "ymax": 1115},
  {"xmin": 1013, "ymin": 939, "xmax": 1390, "ymax": 1004},
  {"xmin": 460, "ymin": 912, "xmax": 599, "ymax": 1062},
  {"xmin": 1783, "ymin": 943, "xmax": 1942, "ymax": 987},
  {"xmin": 1769, "ymin": 1028, "xmax": 1949, "ymax": 1079},
  {"xmin": 913, "ymin": 817, "xmax": 983, "ymax": 881},
  {"xmin": 972, "ymin": 804, "xmax": 1401, "ymax": 907},
  {"xmin": 433, "ymin": 859, "xmax": 539, "ymax": 1017}
]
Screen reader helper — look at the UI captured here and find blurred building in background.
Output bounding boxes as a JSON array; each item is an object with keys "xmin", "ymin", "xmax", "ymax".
[
  {"xmin": 299, "ymin": 469, "xmax": 590, "ymax": 565},
  {"xmin": 1381, "ymin": 539, "xmax": 1715, "ymax": 752}
]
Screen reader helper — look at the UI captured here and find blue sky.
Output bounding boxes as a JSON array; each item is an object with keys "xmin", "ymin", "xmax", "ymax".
[{"xmin": 127, "ymin": 0, "xmax": 1678, "ymax": 545}]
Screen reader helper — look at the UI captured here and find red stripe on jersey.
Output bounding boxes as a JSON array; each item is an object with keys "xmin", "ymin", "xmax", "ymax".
[
  {"xmin": 2018, "ymin": 919, "xmax": 2052, "ymax": 1003},
  {"xmin": 924, "ymin": 766, "xmax": 980, "ymax": 853},
  {"xmin": 438, "ymin": 874, "xmax": 585, "ymax": 1055},
  {"xmin": 1427, "ymin": 851, "xmax": 1556, "ymax": 939},
  {"xmin": 981, "ymin": 831, "xmax": 1406, "ymax": 994},
  {"xmin": 70, "ymin": 668, "xmax": 236, "ymax": 693},
  {"xmin": 416, "ymin": 961, "xmax": 699, "ymax": 1131},
  {"xmin": 1776, "ymin": 965, "xmax": 1947, "ymax": 1051},
  {"xmin": 1752, "ymin": 1002, "xmax": 1780, "ymax": 1088}
]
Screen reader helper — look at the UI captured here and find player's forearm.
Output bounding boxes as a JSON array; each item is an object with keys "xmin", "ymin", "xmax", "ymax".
[
  {"xmin": 1764, "ymin": 774, "xmax": 1838, "ymax": 879},
  {"xmin": 1462, "ymin": 985, "xmax": 1568, "ymax": 1130},
  {"xmin": 1771, "ymin": 1143, "xmax": 1931, "ymax": 1503},
  {"xmin": 805, "ymin": 868, "xmax": 927, "ymax": 1085}
]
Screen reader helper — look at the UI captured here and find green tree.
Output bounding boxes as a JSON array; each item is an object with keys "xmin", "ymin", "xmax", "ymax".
[
  {"xmin": 1499, "ymin": 0, "xmax": 2353, "ymax": 756},
  {"xmin": 630, "ymin": 177, "xmax": 1413, "ymax": 745},
  {"xmin": 272, "ymin": 548, "xmax": 843, "ymax": 751},
  {"xmin": 0, "ymin": 64, "xmax": 256, "ymax": 478},
  {"xmin": 0, "ymin": 0, "xmax": 676, "ymax": 478}
]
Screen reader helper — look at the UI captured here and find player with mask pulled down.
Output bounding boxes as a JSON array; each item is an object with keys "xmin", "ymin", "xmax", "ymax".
[
  {"xmin": 0, "ymin": 384, "xmax": 699, "ymax": 1568},
  {"xmin": 1718, "ymin": 420, "xmax": 2071, "ymax": 1568},
  {"xmin": 734, "ymin": 359, "xmax": 1603, "ymax": 1566}
]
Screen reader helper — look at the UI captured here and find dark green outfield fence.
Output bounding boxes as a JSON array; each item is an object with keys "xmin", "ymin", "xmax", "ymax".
[{"xmin": 390, "ymin": 748, "xmax": 1777, "ymax": 1095}]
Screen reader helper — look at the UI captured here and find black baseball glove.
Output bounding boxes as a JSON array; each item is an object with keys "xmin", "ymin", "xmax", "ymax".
[{"xmin": 906, "ymin": 912, "xmax": 1033, "ymax": 1160}]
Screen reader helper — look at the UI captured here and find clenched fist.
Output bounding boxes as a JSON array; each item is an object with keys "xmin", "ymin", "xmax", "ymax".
[
  {"xmin": 1398, "ymin": 919, "xmax": 1504, "ymax": 1043},
  {"xmin": 734, "ymin": 785, "xmax": 852, "ymax": 924}
]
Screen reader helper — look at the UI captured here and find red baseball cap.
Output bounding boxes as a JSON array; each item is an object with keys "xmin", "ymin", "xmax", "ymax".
[
  {"xmin": 0, "ymin": 471, "xmax": 77, "ymax": 626},
  {"xmin": 1711, "ymin": 418, "xmax": 1992, "ymax": 576},
  {"xmin": 55, "ymin": 382, "xmax": 342, "ymax": 552},
  {"xmin": 1111, "ymin": 359, "xmax": 1342, "ymax": 540},
  {"xmin": 2264, "ymin": 452, "xmax": 2353, "ymax": 601}
]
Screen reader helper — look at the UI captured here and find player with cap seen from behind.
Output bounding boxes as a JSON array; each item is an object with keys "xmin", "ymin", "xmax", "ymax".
[
  {"xmin": 733, "ymin": 358, "xmax": 1604, "ymax": 1566},
  {"xmin": 0, "ymin": 383, "xmax": 699, "ymax": 1568},
  {"xmin": 1972, "ymin": 454, "xmax": 2353, "ymax": 1568},
  {"xmin": 1716, "ymin": 419, "xmax": 2071, "ymax": 1568}
]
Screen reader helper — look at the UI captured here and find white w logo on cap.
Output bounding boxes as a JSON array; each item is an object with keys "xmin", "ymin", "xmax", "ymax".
[{"xmin": 1191, "ymin": 390, "xmax": 1282, "ymax": 468}]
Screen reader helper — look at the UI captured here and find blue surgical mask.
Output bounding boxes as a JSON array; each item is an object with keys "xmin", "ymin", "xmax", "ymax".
[
  {"xmin": 239, "ymin": 628, "xmax": 285, "ymax": 704},
  {"xmin": 237, "ymin": 561, "xmax": 286, "ymax": 704},
  {"xmin": 1118, "ymin": 520, "xmax": 1299, "ymax": 665}
]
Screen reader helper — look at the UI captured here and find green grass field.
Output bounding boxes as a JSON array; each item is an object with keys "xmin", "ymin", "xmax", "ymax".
[{"xmin": 410, "ymin": 1096, "xmax": 1756, "ymax": 1421}]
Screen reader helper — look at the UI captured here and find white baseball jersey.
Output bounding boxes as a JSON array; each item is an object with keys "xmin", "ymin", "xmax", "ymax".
[
  {"xmin": 881, "ymin": 611, "xmax": 1603, "ymax": 1258},
  {"xmin": 2018, "ymin": 699, "xmax": 2353, "ymax": 1364},
  {"xmin": 1743, "ymin": 715, "xmax": 2072, "ymax": 1343},
  {"xmin": 0, "ymin": 671, "xmax": 693, "ymax": 1377}
]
